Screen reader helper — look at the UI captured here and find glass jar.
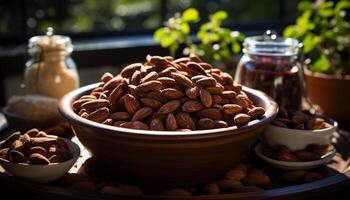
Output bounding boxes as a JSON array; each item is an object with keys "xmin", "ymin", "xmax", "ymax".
[
  {"xmin": 234, "ymin": 30, "xmax": 303, "ymax": 109},
  {"xmin": 24, "ymin": 27, "xmax": 79, "ymax": 99}
]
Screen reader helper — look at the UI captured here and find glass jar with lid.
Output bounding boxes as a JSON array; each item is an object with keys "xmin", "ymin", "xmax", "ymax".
[
  {"xmin": 24, "ymin": 27, "xmax": 79, "ymax": 99},
  {"xmin": 234, "ymin": 30, "xmax": 303, "ymax": 109}
]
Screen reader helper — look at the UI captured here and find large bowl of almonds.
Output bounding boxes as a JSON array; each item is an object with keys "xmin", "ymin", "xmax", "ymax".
[{"xmin": 59, "ymin": 55, "xmax": 278, "ymax": 189}]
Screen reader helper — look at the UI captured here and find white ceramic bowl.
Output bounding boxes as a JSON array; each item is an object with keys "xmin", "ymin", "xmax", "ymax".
[
  {"xmin": 263, "ymin": 119, "xmax": 337, "ymax": 151},
  {"xmin": 0, "ymin": 136, "xmax": 80, "ymax": 183},
  {"xmin": 255, "ymin": 143, "xmax": 336, "ymax": 170}
]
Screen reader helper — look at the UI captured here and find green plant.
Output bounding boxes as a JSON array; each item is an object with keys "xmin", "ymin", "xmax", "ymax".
[
  {"xmin": 284, "ymin": 0, "xmax": 350, "ymax": 75},
  {"xmin": 153, "ymin": 8, "xmax": 244, "ymax": 63}
]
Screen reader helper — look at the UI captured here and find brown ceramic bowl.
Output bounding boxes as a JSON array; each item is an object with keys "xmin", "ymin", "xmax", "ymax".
[{"xmin": 59, "ymin": 83, "xmax": 278, "ymax": 189}]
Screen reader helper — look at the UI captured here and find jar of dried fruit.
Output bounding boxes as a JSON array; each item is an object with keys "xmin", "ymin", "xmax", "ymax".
[
  {"xmin": 234, "ymin": 30, "xmax": 303, "ymax": 109},
  {"xmin": 24, "ymin": 27, "xmax": 79, "ymax": 99}
]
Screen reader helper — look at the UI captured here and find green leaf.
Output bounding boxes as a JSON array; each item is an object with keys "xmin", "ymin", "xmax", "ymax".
[
  {"xmin": 297, "ymin": 11, "xmax": 312, "ymax": 34},
  {"xmin": 153, "ymin": 28, "xmax": 166, "ymax": 41},
  {"xmin": 160, "ymin": 36, "xmax": 175, "ymax": 48},
  {"xmin": 211, "ymin": 10, "xmax": 228, "ymax": 22},
  {"xmin": 311, "ymin": 55, "xmax": 331, "ymax": 72},
  {"xmin": 298, "ymin": 1, "xmax": 312, "ymax": 11},
  {"xmin": 318, "ymin": 1, "xmax": 334, "ymax": 17},
  {"xmin": 182, "ymin": 8, "xmax": 200, "ymax": 22},
  {"xmin": 303, "ymin": 34, "xmax": 320, "ymax": 53},
  {"xmin": 283, "ymin": 25, "xmax": 296, "ymax": 37},
  {"xmin": 180, "ymin": 23, "xmax": 190, "ymax": 34},
  {"xmin": 335, "ymin": 0, "xmax": 350, "ymax": 13},
  {"xmin": 231, "ymin": 42, "xmax": 241, "ymax": 53}
]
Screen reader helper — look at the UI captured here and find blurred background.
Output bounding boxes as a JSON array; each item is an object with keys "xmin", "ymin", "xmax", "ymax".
[{"xmin": 0, "ymin": 0, "xmax": 345, "ymax": 106}]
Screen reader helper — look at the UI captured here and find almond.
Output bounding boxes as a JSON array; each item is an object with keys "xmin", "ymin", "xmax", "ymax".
[
  {"xmin": 148, "ymin": 55, "xmax": 169, "ymax": 66},
  {"xmin": 135, "ymin": 80, "xmax": 162, "ymax": 94},
  {"xmin": 212, "ymin": 95, "xmax": 223, "ymax": 104},
  {"xmin": 132, "ymin": 121, "xmax": 150, "ymax": 130},
  {"xmin": 236, "ymin": 95, "xmax": 250, "ymax": 109},
  {"xmin": 186, "ymin": 61, "xmax": 206, "ymax": 75},
  {"xmin": 205, "ymin": 84, "xmax": 224, "ymax": 94},
  {"xmin": 158, "ymin": 66, "xmax": 178, "ymax": 77},
  {"xmin": 36, "ymin": 131, "xmax": 48, "ymax": 137},
  {"xmin": 157, "ymin": 77, "xmax": 176, "ymax": 85},
  {"xmin": 3, "ymin": 132, "xmax": 21, "ymax": 148},
  {"xmin": 110, "ymin": 112, "xmax": 131, "ymax": 121},
  {"xmin": 295, "ymin": 151, "xmax": 320, "ymax": 161},
  {"xmin": 221, "ymin": 90, "xmax": 237, "ymax": 99},
  {"xmin": 26, "ymin": 146, "xmax": 47, "ymax": 157},
  {"xmin": 158, "ymin": 100, "xmax": 181, "ymax": 114},
  {"xmin": 29, "ymin": 153, "xmax": 50, "ymax": 165},
  {"xmin": 150, "ymin": 118, "xmax": 165, "ymax": 131},
  {"xmin": 198, "ymin": 118, "xmax": 215, "ymax": 129},
  {"xmin": 9, "ymin": 150, "xmax": 27, "ymax": 163},
  {"xmin": 185, "ymin": 86, "xmax": 199, "ymax": 99},
  {"xmin": 107, "ymin": 81, "xmax": 127, "ymax": 104},
  {"xmin": 222, "ymin": 72, "xmax": 234, "ymax": 84},
  {"xmin": 161, "ymin": 88, "xmax": 184, "ymax": 99},
  {"xmin": 10, "ymin": 140, "xmax": 24, "ymax": 151},
  {"xmin": 81, "ymin": 99, "xmax": 110, "ymax": 112},
  {"xmin": 199, "ymin": 89, "xmax": 212, "ymax": 108},
  {"xmin": 130, "ymin": 70, "xmax": 141, "ymax": 85},
  {"xmin": 191, "ymin": 75, "xmax": 207, "ymax": 82},
  {"xmin": 49, "ymin": 155, "xmax": 63, "ymax": 163},
  {"xmin": 120, "ymin": 63, "xmax": 142, "ymax": 78},
  {"xmin": 242, "ymin": 169, "xmax": 270, "ymax": 186},
  {"xmin": 196, "ymin": 77, "xmax": 217, "ymax": 87},
  {"xmin": 31, "ymin": 137, "xmax": 57, "ymax": 148},
  {"xmin": 225, "ymin": 165, "xmax": 247, "ymax": 181},
  {"xmin": 87, "ymin": 107, "xmax": 109, "ymax": 123},
  {"xmin": 166, "ymin": 113, "xmax": 177, "ymax": 131},
  {"xmin": 217, "ymin": 179, "xmax": 243, "ymax": 190},
  {"xmin": 140, "ymin": 98, "xmax": 162, "ymax": 108},
  {"xmin": 247, "ymin": 107, "xmax": 265, "ymax": 119},
  {"xmin": 182, "ymin": 100, "xmax": 204, "ymax": 113},
  {"xmin": 141, "ymin": 71, "xmax": 158, "ymax": 83},
  {"xmin": 196, "ymin": 108, "xmax": 222, "ymax": 120},
  {"xmin": 223, "ymin": 104, "xmax": 242, "ymax": 115},
  {"xmin": 211, "ymin": 72, "xmax": 224, "ymax": 84},
  {"xmin": 132, "ymin": 107, "xmax": 153, "ymax": 121},
  {"xmin": 176, "ymin": 112, "xmax": 196, "ymax": 130},
  {"xmin": 198, "ymin": 62, "xmax": 212, "ymax": 69},
  {"xmin": 124, "ymin": 94, "xmax": 141, "ymax": 114},
  {"xmin": 25, "ymin": 128, "xmax": 39, "ymax": 137},
  {"xmin": 0, "ymin": 148, "xmax": 9, "ymax": 160},
  {"xmin": 101, "ymin": 72, "xmax": 114, "ymax": 83},
  {"xmin": 214, "ymin": 120, "xmax": 228, "ymax": 128},
  {"xmin": 234, "ymin": 113, "xmax": 251, "ymax": 126},
  {"xmin": 72, "ymin": 99, "xmax": 92, "ymax": 111},
  {"xmin": 103, "ymin": 76, "xmax": 123, "ymax": 90},
  {"xmin": 171, "ymin": 72, "xmax": 193, "ymax": 88}
]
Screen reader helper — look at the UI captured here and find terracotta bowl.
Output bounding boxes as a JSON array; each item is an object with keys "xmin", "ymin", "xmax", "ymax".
[{"xmin": 59, "ymin": 83, "xmax": 278, "ymax": 189}]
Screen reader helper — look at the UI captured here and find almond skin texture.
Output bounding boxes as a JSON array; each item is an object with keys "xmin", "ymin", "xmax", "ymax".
[
  {"xmin": 171, "ymin": 72, "xmax": 193, "ymax": 88},
  {"xmin": 185, "ymin": 86, "xmax": 199, "ymax": 99},
  {"xmin": 107, "ymin": 81, "xmax": 127, "ymax": 104},
  {"xmin": 176, "ymin": 112, "xmax": 196, "ymax": 130},
  {"xmin": 29, "ymin": 153, "xmax": 50, "ymax": 165},
  {"xmin": 81, "ymin": 99, "xmax": 110, "ymax": 112},
  {"xmin": 110, "ymin": 112, "xmax": 131, "ymax": 121},
  {"xmin": 124, "ymin": 94, "xmax": 141, "ymax": 114},
  {"xmin": 131, "ymin": 107, "xmax": 153, "ymax": 121},
  {"xmin": 196, "ymin": 108, "xmax": 222, "ymax": 120},
  {"xmin": 243, "ymin": 169, "xmax": 270, "ymax": 186},
  {"xmin": 247, "ymin": 107, "xmax": 265, "ymax": 119},
  {"xmin": 140, "ymin": 98, "xmax": 162, "ymax": 109},
  {"xmin": 199, "ymin": 89, "xmax": 212, "ymax": 108},
  {"xmin": 158, "ymin": 100, "xmax": 181, "ymax": 114},
  {"xmin": 166, "ymin": 113, "xmax": 177, "ymax": 131},
  {"xmin": 120, "ymin": 63, "xmax": 142, "ymax": 78},
  {"xmin": 3, "ymin": 132, "xmax": 21, "ymax": 148},
  {"xmin": 9, "ymin": 150, "xmax": 27, "ymax": 163},
  {"xmin": 234, "ymin": 113, "xmax": 251, "ymax": 126},
  {"xmin": 87, "ymin": 107, "xmax": 109, "ymax": 123},
  {"xmin": 162, "ymin": 88, "xmax": 184, "ymax": 99},
  {"xmin": 150, "ymin": 118, "xmax": 165, "ymax": 131},
  {"xmin": 135, "ymin": 80, "xmax": 163, "ymax": 94},
  {"xmin": 223, "ymin": 104, "xmax": 242, "ymax": 115},
  {"xmin": 182, "ymin": 100, "xmax": 204, "ymax": 113}
]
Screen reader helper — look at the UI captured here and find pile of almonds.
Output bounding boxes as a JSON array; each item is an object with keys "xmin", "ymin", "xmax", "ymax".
[
  {"xmin": 72, "ymin": 55, "xmax": 265, "ymax": 131},
  {"xmin": 262, "ymin": 144, "xmax": 334, "ymax": 162},
  {"xmin": 272, "ymin": 108, "xmax": 332, "ymax": 130},
  {"xmin": 0, "ymin": 129, "xmax": 71, "ymax": 165}
]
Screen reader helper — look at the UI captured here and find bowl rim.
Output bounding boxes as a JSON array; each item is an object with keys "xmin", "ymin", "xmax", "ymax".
[
  {"xmin": 59, "ymin": 83, "xmax": 278, "ymax": 137},
  {"xmin": 254, "ymin": 143, "xmax": 336, "ymax": 168},
  {"xmin": 266, "ymin": 118, "xmax": 338, "ymax": 135},
  {"xmin": 0, "ymin": 135, "xmax": 81, "ymax": 167}
]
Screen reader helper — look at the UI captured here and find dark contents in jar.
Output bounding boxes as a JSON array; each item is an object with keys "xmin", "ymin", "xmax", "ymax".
[{"xmin": 238, "ymin": 55, "xmax": 302, "ymax": 109}]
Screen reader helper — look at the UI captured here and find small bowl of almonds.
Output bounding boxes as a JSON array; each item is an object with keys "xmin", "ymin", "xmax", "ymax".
[
  {"xmin": 0, "ymin": 129, "xmax": 80, "ymax": 183},
  {"xmin": 263, "ymin": 108, "xmax": 337, "ymax": 151}
]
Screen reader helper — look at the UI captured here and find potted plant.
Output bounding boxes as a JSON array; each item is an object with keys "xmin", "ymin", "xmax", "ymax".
[
  {"xmin": 284, "ymin": 0, "xmax": 350, "ymax": 122},
  {"xmin": 153, "ymin": 8, "xmax": 244, "ymax": 72}
]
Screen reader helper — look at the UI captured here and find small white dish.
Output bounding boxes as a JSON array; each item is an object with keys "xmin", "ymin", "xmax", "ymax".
[
  {"xmin": 0, "ymin": 136, "xmax": 80, "ymax": 183},
  {"xmin": 263, "ymin": 119, "xmax": 337, "ymax": 151},
  {"xmin": 255, "ymin": 143, "xmax": 336, "ymax": 170}
]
